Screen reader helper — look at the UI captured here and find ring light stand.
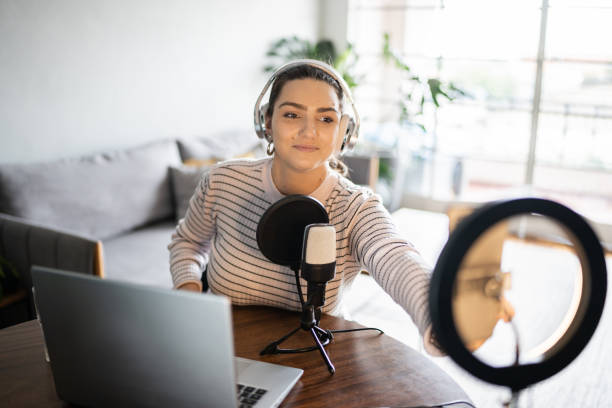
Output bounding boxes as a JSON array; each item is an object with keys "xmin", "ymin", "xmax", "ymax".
[
  {"xmin": 430, "ymin": 198, "xmax": 607, "ymax": 405},
  {"xmin": 256, "ymin": 195, "xmax": 383, "ymax": 374}
]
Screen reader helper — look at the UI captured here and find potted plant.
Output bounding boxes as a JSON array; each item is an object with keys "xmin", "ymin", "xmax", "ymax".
[
  {"xmin": 263, "ymin": 35, "xmax": 360, "ymax": 89},
  {"xmin": 380, "ymin": 33, "xmax": 469, "ymax": 203},
  {"xmin": 382, "ymin": 32, "xmax": 468, "ymax": 132}
]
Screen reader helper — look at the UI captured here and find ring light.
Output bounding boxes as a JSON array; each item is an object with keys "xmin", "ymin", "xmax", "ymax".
[{"xmin": 430, "ymin": 198, "xmax": 607, "ymax": 391}]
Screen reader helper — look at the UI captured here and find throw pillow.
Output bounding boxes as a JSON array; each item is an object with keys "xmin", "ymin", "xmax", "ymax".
[
  {"xmin": 177, "ymin": 130, "xmax": 264, "ymax": 162},
  {"xmin": 168, "ymin": 164, "xmax": 211, "ymax": 222}
]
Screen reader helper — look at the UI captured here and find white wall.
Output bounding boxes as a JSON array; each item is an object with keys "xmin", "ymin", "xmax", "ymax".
[
  {"xmin": 318, "ymin": 0, "xmax": 349, "ymax": 52},
  {"xmin": 0, "ymin": 0, "xmax": 319, "ymax": 163}
]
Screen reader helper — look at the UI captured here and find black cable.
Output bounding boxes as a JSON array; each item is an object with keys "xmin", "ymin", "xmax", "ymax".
[
  {"xmin": 437, "ymin": 401, "xmax": 477, "ymax": 408},
  {"xmin": 400, "ymin": 400, "xmax": 477, "ymax": 408},
  {"xmin": 330, "ymin": 327, "xmax": 384, "ymax": 335},
  {"xmin": 292, "ymin": 266, "xmax": 306, "ymax": 307},
  {"xmin": 438, "ymin": 401, "xmax": 477, "ymax": 408},
  {"xmin": 293, "ymin": 267, "xmax": 384, "ymax": 336},
  {"xmin": 264, "ymin": 268, "xmax": 385, "ymax": 355}
]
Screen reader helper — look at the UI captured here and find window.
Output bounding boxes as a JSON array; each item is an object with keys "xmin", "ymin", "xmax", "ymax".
[{"xmin": 347, "ymin": 0, "xmax": 612, "ymax": 226}]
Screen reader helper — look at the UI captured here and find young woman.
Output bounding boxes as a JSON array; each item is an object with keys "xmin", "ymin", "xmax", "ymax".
[{"xmin": 168, "ymin": 61, "xmax": 442, "ymax": 355}]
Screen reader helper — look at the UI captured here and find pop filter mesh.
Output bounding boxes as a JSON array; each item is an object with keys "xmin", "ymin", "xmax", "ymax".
[{"xmin": 256, "ymin": 195, "xmax": 329, "ymax": 267}]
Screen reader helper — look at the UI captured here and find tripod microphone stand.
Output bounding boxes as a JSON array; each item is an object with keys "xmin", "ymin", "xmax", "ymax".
[
  {"xmin": 260, "ymin": 263, "xmax": 335, "ymax": 372},
  {"xmin": 260, "ymin": 225, "xmax": 384, "ymax": 375}
]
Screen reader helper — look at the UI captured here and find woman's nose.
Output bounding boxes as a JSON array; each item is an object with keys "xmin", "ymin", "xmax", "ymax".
[{"xmin": 299, "ymin": 115, "xmax": 317, "ymax": 138}]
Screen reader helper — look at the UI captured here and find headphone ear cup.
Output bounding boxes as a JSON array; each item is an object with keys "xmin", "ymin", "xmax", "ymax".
[
  {"xmin": 256, "ymin": 103, "xmax": 270, "ymax": 141},
  {"xmin": 338, "ymin": 115, "xmax": 350, "ymax": 152},
  {"xmin": 339, "ymin": 115, "xmax": 355, "ymax": 153}
]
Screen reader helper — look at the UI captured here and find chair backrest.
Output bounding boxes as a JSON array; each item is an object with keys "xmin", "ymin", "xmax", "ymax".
[
  {"xmin": 0, "ymin": 213, "xmax": 104, "ymax": 327},
  {"xmin": 344, "ymin": 155, "xmax": 379, "ymax": 190}
]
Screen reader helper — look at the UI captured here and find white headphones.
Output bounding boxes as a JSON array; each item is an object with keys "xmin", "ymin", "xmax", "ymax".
[{"xmin": 253, "ymin": 59, "xmax": 360, "ymax": 153}]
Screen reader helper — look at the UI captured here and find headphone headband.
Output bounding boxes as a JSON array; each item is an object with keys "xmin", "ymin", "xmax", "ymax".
[{"xmin": 253, "ymin": 59, "xmax": 360, "ymax": 152}]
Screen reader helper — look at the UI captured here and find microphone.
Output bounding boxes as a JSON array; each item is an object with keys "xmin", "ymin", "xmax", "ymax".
[
  {"xmin": 301, "ymin": 224, "xmax": 336, "ymax": 310},
  {"xmin": 257, "ymin": 200, "xmax": 383, "ymax": 374}
]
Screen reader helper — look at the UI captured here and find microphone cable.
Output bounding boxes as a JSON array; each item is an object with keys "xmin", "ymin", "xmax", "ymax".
[{"xmin": 274, "ymin": 268, "xmax": 384, "ymax": 354}]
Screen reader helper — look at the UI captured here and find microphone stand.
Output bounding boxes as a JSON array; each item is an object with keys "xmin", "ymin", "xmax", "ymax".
[{"xmin": 260, "ymin": 263, "xmax": 384, "ymax": 374}]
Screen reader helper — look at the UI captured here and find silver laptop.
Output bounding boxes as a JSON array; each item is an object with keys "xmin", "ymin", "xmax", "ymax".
[{"xmin": 31, "ymin": 266, "xmax": 303, "ymax": 408}]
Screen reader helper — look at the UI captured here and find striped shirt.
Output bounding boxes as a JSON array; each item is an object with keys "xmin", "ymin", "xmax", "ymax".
[{"xmin": 168, "ymin": 157, "xmax": 433, "ymax": 336}]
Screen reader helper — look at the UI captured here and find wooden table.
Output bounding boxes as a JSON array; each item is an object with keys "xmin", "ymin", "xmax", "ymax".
[{"xmin": 0, "ymin": 306, "xmax": 472, "ymax": 408}]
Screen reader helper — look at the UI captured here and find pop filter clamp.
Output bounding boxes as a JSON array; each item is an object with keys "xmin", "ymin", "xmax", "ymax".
[{"xmin": 256, "ymin": 195, "xmax": 383, "ymax": 374}]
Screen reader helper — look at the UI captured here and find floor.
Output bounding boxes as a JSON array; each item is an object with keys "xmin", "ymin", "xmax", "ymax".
[{"xmin": 341, "ymin": 208, "xmax": 612, "ymax": 407}]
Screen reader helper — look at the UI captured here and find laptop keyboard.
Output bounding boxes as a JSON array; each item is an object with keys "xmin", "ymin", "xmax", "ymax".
[{"xmin": 237, "ymin": 384, "xmax": 268, "ymax": 407}]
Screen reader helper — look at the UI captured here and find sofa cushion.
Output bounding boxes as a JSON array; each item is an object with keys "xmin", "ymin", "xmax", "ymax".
[
  {"xmin": 102, "ymin": 220, "xmax": 177, "ymax": 288},
  {"xmin": 0, "ymin": 140, "xmax": 182, "ymax": 240},
  {"xmin": 168, "ymin": 164, "xmax": 211, "ymax": 222},
  {"xmin": 177, "ymin": 129, "xmax": 263, "ymax": 162}
]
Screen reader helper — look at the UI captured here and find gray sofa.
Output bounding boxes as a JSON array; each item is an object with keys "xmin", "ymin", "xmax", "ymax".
[{"xmin": 0, "ymin": 133, "xmax": 262, "ymax": 328}]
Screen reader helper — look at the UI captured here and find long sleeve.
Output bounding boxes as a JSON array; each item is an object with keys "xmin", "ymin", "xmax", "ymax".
[
  {"xmin": 347, "ymin": 193, "xmax": 433, "ymax": 337},
  {"xmin": 168, "ymin": 172, "xmax": 216, "ymax": 289}
]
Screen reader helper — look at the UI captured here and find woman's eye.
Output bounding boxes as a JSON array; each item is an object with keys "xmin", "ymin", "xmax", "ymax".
[
  {"xmin": 321, "ymin": 116, "xmax": 335, "ymax": 124},
  {"xmin": 283, "ymin": 112, "xmax": 298, "ymax": 119}
]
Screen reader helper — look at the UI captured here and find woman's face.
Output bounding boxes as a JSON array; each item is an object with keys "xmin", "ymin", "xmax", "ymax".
[{"xmin": 267, "ymin": 78, "xmax": 344, "ymax": 176}]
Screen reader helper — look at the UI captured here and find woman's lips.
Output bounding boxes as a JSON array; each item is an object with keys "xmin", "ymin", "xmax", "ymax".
[{"xmin": 293, "ymin": 145, "xmax": 318, "ymax": 152}]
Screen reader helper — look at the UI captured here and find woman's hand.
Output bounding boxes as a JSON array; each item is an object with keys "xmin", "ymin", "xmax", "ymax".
[{"xmin": 177, "ymin": 282, "xmax": 201, "ymax": 292}]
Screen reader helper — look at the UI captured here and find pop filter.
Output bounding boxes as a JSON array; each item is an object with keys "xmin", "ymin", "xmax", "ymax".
[{"xmin": 256, "ymin": 195, "xmax": 329, "ymax": 268}]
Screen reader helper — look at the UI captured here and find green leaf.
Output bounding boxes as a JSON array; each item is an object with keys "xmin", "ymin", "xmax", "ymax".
[
  {"xmin": 382, "ymin": 33, "xmax": 411, "ymax": 72},
  {"xmin": 315, "ymin": 39, "xmax": 337, "ymax": 65},
  {"xmin": 272, "ymin": 38, "xmax": 287, "ymax": 48},
  {"xmin": 427, "ymin": 78, "xmax": 452, "ymax": 107},
  {"xmin": 382, "ymin": 33, "xmax": 391, "ymax": 59},
  {"xmin": 448, "ymin": 82, "xmax": 472, "ymax": 98},
  {"xmin": 414, "ymin": 122, "xmax": 427, "ymax": 133},
  {"xmin": 335, "ymin": 43, "xmax": 352, "ymax": 70},
  {"xmin": 418, "ymin": 94, "xmax": 425, "ymax": 115}
]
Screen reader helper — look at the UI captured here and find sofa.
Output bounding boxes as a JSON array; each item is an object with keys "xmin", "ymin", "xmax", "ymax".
[{"xmin": 0, "ymin": 132, "xmax": 265, "ymax": 328}]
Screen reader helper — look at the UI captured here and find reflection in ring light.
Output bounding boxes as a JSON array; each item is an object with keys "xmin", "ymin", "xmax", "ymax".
[
  {"xmin": 502, "ymin": 229, "xmax": 586, "ymax": 363},
  {"xmin": 452, "ymin": 215, "xmax": 588, "ymax": 367},
  {"xmin": 453, "ymin": 220, "xmax": 511, "ymax": 354}
]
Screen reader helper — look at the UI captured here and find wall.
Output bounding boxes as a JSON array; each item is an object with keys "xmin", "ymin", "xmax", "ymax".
[
  {"xmin": 318, "ymin": 0, "xmax": 349, "ymax": 52},
  {"xmin": 0, "ymin": 0, "xmax": 319, "ymax": 163}
]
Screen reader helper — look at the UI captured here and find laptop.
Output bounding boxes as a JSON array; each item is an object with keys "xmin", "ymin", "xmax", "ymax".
[{"xmin": 31, "ymin": 266, "xmax": 303, "ymax": 408}]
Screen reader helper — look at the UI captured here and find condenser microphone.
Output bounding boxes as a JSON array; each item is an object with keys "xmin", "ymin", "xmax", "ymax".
[
  {"xmin": 258, "ymin": 204, "xmax": 383, "ymax": 374},
  {"xmin": 301, "ymin": 224, "xmax": 336, "ymax": 309}
]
